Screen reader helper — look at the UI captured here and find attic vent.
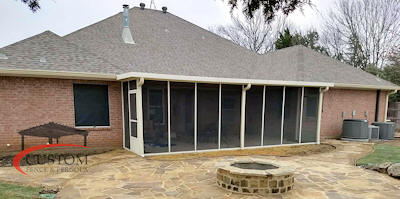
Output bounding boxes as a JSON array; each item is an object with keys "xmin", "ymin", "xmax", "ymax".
[
  {"xmin": 162, "ymin": 6, "xmax": 167, "ymax": 13},
  {"xmin": 0, "ymin": 53, "xmax": 7, "ymax": 60},
  {"xmin": 140, "ymin": 3, "xmax": 145, "ymax": 9},
  {"xmin": 40, "ymin": 57, "xmax": 47, "ymax": 63},
  {"xmin": 122, "ymin": 4, "xmax": 135, "ymax": 44}
]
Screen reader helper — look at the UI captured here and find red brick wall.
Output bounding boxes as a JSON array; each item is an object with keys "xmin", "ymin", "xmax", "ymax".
[
  {"xmin": 321, "ymin": 88, "xmax": 387, "ymax": 138},
  {"xmin": 0, "ymin": 76, "xmax": 122, "ymax": 152}
]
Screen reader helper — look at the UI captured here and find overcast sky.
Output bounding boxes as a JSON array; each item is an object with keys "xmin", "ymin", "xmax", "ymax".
[{"xmin": 0, "ymin": 0, "xmax": 335, "ymax": 48}]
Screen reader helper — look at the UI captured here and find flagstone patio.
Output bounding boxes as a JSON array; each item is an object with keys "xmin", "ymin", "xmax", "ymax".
[{"xmin": 1, "ymin": 140, "xmax": 399, "ymax": 199}]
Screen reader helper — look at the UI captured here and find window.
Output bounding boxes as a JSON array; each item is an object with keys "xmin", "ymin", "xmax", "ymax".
[{"xmin": 73, "ymin": 84, "xmax": 110, "ymax": 127}]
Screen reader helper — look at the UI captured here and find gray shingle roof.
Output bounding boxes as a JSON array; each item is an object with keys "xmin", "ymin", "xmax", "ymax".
[
  {"xmin": 0, "ymin": 7, "xmax": 397, "ymax": 89},
  {"xmin": 0, "ymin": 31, "xmax": 121, "ymax": 74}
]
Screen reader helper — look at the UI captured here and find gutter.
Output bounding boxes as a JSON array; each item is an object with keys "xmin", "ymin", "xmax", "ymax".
[
  {"xmin": 0, "ymin": 68, "xmax": 117, "ymax": 81},
  {"xmin": 117, "ymin": 72, "xmax": 334, "ymax": 87},
  {"xmin": 334, "ymin": 83, "xmax": 400, "ymax": 91}
]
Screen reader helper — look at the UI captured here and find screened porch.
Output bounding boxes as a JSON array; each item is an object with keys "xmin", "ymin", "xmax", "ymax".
[{"xmin": 122, "ymin": 79, "xmax": 321, "ymax": 156}]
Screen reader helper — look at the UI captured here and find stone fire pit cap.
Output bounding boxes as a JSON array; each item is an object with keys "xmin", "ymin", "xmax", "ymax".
[{"xmin": 216, "ymin": 159, "xmax": 294, "ymax": 177}]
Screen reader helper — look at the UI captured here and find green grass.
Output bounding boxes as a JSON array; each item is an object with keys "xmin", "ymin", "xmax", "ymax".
[
  {"xmin": 357, "ymin": 144, "xmax": 400, "ymax": 166},
  {"xmin": 0, "ymin": 181, "xmax": 40, "ymax": 199}
]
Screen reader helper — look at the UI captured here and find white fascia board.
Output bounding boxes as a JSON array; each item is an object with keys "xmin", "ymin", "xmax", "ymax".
[
  {"xmin": 0, "ymin": 68, "xmax": 117, "ymax": 80},
  {"xmin": 117, "ymin": 72, "xmax": 334, "ymax": 87},
  {"xmin": 333, "ymin": 83, "xmax": 400, "ymax": 91}
]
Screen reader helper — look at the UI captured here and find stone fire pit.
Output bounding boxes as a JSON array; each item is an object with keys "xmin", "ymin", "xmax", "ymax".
[{"xmin": 216, "ymin": 160, "xmax": 294, "ymax": 195}]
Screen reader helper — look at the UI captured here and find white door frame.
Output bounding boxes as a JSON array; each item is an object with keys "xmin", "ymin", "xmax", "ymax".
[{"xmin": 128, "ymin": 80, "xmax": 144, "ymax": 155}]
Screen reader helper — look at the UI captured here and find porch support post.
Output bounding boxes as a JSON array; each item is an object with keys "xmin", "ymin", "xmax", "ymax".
[
  {"xmin": 167, "ymin": 81, "xmax": 171, "ymax": 152},
  {"xmin": 384, "ymin": 90, "xmax": 398, "ymax": 122},
  {"xmin": 240, "ymin": 84, "xmax": 251, "ymax": 149},
  {"xmin": 194, "ymin": 83, "xmax": 197, "ymax": 151},
  {"xmin": 299, "ymin": 87, "xmax": 304, "ymax": 143},
  {"xmin": 317, "ymin": 86, "xmax": 329, "ymax": 144},
  {"xmin": 218, "ymin": 84, "xmax": 222, "ymax": 149},
  {"xmin": 136, "ymin": 78, "xmax": 145, "ymax": 155},
  {"xmin": 281, "ymin": 86, "xmax": 286, "ymax": 145},
  {"xmin": 384, "ymin": 93, "xmax": 389, "ymax": 122},
  {"xmin": 261, "ymin": 86, "xmax": 266, "ymax": 146}
]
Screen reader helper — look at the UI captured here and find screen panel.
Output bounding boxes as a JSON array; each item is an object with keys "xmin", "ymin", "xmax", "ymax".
[
  {"xmin": 197, "ymin": 84, "xmax": 219, "ymax": 150},
  {"xmin": 283, "ymin": 87, "xmax": 302, "ymax": 144},
  {"xmin": 245, "ymin": 86, "xmax": 263, "ymax": 147},
  {"xmin": 142, "ymin": 81, "xmax": 169, "ymax": 153},
  {"xmin": 221, "ymin": 85, "xmax": 241, "ymax": 148},
  {"xmin": 263, "ymin": 87, "xmax": 283, "ymax": 145},
  {"xmin": 123, "ymin": 82, "xmax": 130, "ymax": 148},
  {"xmin": 170, "ymin": 82, "xmax": 195, "ymax": 152},
  {"xmin": 301, "ymin": 88, "xmax": 319, "ymax": 143}
]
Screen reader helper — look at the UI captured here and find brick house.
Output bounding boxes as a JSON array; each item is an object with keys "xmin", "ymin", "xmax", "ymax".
[{"xmin": 0, "ymin": 5, "xmax": 398, "ymax": 156}]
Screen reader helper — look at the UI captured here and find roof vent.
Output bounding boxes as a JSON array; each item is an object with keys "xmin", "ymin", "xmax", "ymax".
[
  {"xmin": 39, "ymin": 57, "xmax": 47, "ymax": 63},
  {"xmin": 162, "ymin": 6, "xmax": 167, "ymax": 13},
  {"xmin": 0, "ymin": 53, "xmax": 7, "ymax": 60},
  {"xmin": 140, "ymin": 3, "xmax": 145, "ymax": 9},
  {"xmin": 122, "ymin": 4, "xmax": 135, "ymax": 44}
]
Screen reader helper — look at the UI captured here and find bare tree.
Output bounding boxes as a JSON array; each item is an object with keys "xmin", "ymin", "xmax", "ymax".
[
  {"xmin": 321, "ymin": 0, "xmax": 400, "ymax": 69},
  {"xmin": 211, "ymin": 11, "xmax": 288, "ymax": 54}
]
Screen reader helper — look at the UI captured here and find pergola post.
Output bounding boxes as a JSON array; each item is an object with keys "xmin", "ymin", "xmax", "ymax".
[
  {"xmin": 21, "ymin": 135, "xmax": 24, "ymax": 151},
  {"xmin": 83, "ymin": 135, "xmax": 87, "ymax": 146}
]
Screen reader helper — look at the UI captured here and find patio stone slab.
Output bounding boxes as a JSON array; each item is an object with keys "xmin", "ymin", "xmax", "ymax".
[{"xmin": 1, "ymin": 140, "xmax": 399, "ymax": 198}]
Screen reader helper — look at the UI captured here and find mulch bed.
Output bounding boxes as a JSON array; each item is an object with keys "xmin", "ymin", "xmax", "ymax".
[{"xmin": 147, "ymin": 143, "xmax": 335, "ymax": 160}]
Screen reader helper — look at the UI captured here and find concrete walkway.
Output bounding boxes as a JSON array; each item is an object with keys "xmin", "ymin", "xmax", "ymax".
[{"xmin": 1, "ymin": 140, "xmax": 399, "ymax": 199}]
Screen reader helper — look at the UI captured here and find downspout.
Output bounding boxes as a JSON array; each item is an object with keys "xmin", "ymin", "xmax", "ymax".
[
  {"xmin": 316, "ymin": 86, "xmax": 329, "ymax": 144},
  {"xmin": 375, "ymin": 90, "xmax": 381, "ymax": 122},
  {"xmin": 240, "ymin": 83, "xmax": 251, "ymax": 149},
  {"xmin": 138, "ymin": 77, "xmax": 144, "ymax": 87},
  {"xmin": 384, "ymin": 90, "xmax": 398, "ymax": 122}
]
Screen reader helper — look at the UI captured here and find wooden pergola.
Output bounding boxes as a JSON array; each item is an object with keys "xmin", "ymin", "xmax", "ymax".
[{"xmin": 18, "ymin": 122, "xmax": 89, "ymax": 150}]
